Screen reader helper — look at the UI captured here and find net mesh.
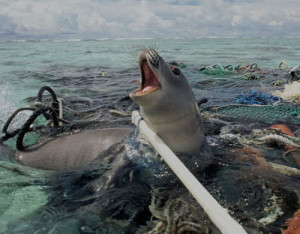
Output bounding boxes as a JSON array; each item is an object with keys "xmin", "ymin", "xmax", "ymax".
[{"xmin": 202, "ymin": 104, "xmax": 300, "ymax": 125}]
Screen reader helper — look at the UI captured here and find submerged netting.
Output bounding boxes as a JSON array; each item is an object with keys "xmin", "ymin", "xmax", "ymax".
[{"xmin": 202, "ymin": 104, "xmax": 300, "ymax": 125}]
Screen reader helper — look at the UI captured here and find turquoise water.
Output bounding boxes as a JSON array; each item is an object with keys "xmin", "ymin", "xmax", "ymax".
[
  {"xmin": 1, "ymin": 38, "xmax": 300, "ymax": 233},
  {"xmin": 1, "ymin": 38, "xmax": 300, "ymax": 104},
  {"xmin": 1, "ymin": 38, "xmax": 300, "ymax": 111}
]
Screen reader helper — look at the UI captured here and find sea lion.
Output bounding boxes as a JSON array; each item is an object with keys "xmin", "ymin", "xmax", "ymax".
[
  {"xmin": 14, "ymin": 128, "xmax": 131, "ymax": 171},
  {"xmin": 130, "ymin": 49, "xmax": 203, "ymax": 154}
]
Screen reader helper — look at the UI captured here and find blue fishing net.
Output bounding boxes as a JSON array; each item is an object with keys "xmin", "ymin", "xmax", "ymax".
[{"xmin": 235, "ymin": 90, "xmax": 280, "ymax": 105}]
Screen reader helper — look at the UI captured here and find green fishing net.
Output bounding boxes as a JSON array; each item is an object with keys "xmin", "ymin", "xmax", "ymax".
[{"xmin": 202, "ymin": 104, "xmax": 300, "ymax": 125}]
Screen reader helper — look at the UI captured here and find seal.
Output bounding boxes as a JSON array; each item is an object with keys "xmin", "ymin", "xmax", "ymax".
[
  {"xmin": 14, "ymin": 128, "xmax": 131, "ymax": 171},
  {"xmin": 130, "ymin": 49, "xmax": 203, "ymax": 154},
  {"xmin": 12, "ymin": 49, "xmax": 202, "ymax": 171}
]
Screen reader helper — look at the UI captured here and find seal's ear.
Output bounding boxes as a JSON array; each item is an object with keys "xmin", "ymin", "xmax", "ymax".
[{"xmin": 171, "ymin": 66, "xmax": 180, "ymax": 75}]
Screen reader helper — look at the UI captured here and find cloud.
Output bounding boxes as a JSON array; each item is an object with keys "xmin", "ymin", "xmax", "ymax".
[{"xmin": 0, "ymin": 0, "xmax": 299, "ymax": 40}]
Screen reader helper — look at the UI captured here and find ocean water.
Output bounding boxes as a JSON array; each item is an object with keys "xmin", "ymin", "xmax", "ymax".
[{"xmin": 1, "ymin": 38, "xmax": 300, "ymax": 233}]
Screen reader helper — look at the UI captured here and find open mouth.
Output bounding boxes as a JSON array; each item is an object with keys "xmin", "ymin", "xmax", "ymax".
[{"xmin": 131, "ymin": 60, "xmax": 161, "ymax": 96}]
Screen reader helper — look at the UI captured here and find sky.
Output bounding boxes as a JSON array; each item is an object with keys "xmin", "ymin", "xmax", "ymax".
[{"xmin": 0, "ymin": 0, "xmax": 300, "ymax": 40}]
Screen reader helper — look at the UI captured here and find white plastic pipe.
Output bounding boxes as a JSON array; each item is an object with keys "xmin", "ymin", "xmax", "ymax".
[{"xmin": 132, "ymin": 111, "xmax": 247, "ymax": 234}]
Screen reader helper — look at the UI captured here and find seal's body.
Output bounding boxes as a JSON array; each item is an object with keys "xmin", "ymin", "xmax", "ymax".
[
  {"xmin": 15, "ymin": 128, "xmax": 131, "ymax": 171},
  {"xmin": 130, "ymin": 49, "xmax": 203, "ymax": 154}
]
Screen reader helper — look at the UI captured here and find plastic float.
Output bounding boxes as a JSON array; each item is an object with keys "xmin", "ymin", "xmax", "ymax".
[{"xmin": 132, "ymin": 110, "xmax": 247, "ymax": 234}]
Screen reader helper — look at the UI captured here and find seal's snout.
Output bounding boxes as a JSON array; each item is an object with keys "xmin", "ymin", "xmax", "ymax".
[
  {"xmin": 138, "ymin": 49, "xmax": 160, "ymax": 68},
  {"xmin": 130, "ymin": 49, "xmax": 161, "ymax": 97}
]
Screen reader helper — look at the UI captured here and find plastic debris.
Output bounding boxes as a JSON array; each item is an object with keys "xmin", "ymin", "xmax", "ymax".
[
  {"xmin": 236, "ymin": 90, "xmax": 279, "ymax": 105},
  {"xmin": 199, "ymin": 64, "xmax": 235, "ymax": 76},
  {"xmin": 282, "ymin": 209, "xmax": 300, "ymax": 234},
  {"xmin": 278, "ymin": 61, "xmax": 290, "ymax": 70},
  {"xmin": 244, "ymin": 73, "xmax": 260, "ymax": 80},
  {"xmin": 274, "ymin": 81, "xmax": 300, "ymax": 102},
  {"xmin": 169, "ymin": 61, "xmax": 187, "ymax": 69},
  {"xmin": 289, "ymin": 66, "xmax": 300, "ymax": 81}
]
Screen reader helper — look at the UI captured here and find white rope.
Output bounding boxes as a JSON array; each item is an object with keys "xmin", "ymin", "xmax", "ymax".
[
  {"xmin": 132, "ymin": 111, "xmax": 247, "ymax": 234},
  {"xmin": 57, "ymin": 98, "xmax": 63, "ymax": 120}
]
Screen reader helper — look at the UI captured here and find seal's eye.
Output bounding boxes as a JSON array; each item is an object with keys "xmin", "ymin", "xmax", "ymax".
[{"xmin": 171, "ymin": 66, "xmax": 180, "ymax": 75}]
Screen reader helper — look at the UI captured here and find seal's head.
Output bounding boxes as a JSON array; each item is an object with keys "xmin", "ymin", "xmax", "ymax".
[
  {"xmin": 130, "ymin": 49, "xmax": 203, "ymax": 154},
  {"xmin": 130, "ymin": 49, "xmax": 193, "ymax": 107}
]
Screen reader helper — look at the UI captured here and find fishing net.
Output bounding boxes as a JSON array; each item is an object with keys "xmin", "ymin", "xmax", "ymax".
[
  {"xmin": 196, "ymin": 63, "xmax": 261, "ymax": 77},
  {"xmin": 2, "ymin": 64, "xmax": 300, "ymax": 233},
  {"xmin": 202, "ymin": 104, "xmax": 300, "ymax": 125},
  {"xmin": 235, "ymin": 90, "xmax": 279, "ymax": 105}
]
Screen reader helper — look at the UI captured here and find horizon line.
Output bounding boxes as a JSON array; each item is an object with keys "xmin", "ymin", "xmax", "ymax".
[{"xmin": 1, "ymin": 36, "xmax": 300, "ymax": 43}]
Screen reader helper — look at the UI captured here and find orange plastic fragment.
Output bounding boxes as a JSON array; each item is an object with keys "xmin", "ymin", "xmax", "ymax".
[
  {"xmin": 282, "ymin": 209, "xmax": 300, "ymax": 234},
  {"xmin": 270, "ymin": 124, "xmax": 298, "ymax": 151},
  {"xmin": 270, "ymin": 124, "xmax": 295, "ymax": 137}
]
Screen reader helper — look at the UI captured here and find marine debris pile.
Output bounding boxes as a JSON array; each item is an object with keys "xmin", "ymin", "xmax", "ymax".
[
  {"xmin": 194, "ymin": 61, "xmax": 300, "ymax": 233},
  {"xmin": 1, "ymin": 60, "xmax": 300, "ymax": 234}
]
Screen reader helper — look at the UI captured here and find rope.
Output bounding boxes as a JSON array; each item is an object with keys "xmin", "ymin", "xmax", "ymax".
[
  {"xmin": 2, "ymin": 107, "xmax": 36, "ymax": 134},
  {"xmin": 0, "ymin": 85, "xmax": 74, "ymax": 152},
  {"xmin": 109, "ymin": 109, "xmax": 130, "ymax": 117},
  {"xmin": 37, "ymin": 86, "xmax": 58, "ymax": 103},
  {"xmin": 32, "ymin": 101, "xmax": 70, "ymax": 124},
  {"xmin": 223, "ymin": 65, "xmax": 234, "ymax": 71},
  {"xmin": 197, "ymin": 98, "xmax": 208, "ymax": 106},
  {"xmin": 16, "ymin": 106, "xmax": 59, "ymax": 151},
  {"xmin": 258, "ymin": 134, "xmax": 300, "ymax": 148},
  {"xmin": 249, "ymin": 62, "xmax": 258, "ymax": 70},
  {"xmin": 278, "ymin": 61, "xmax": 289, "ymax": 70},
  {"xmin": 1, "ymin": 86, "xmax": 70, "ymax": 144},
  {"xmin": 37, "ymin": 86, "xmax": 60, "ymax": 120},
  {"xmin": 0, "ymin": 108, "xmax": 36, "ymax": 144},
  {"xmin": 1, "ymin": 128, "xmax": 21, "ymax": 144}
]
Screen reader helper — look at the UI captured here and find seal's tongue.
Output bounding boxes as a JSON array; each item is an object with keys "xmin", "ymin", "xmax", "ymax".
[{"xmin": 142, "ymin": 61, "xmax": 160, "ymax": 92}]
